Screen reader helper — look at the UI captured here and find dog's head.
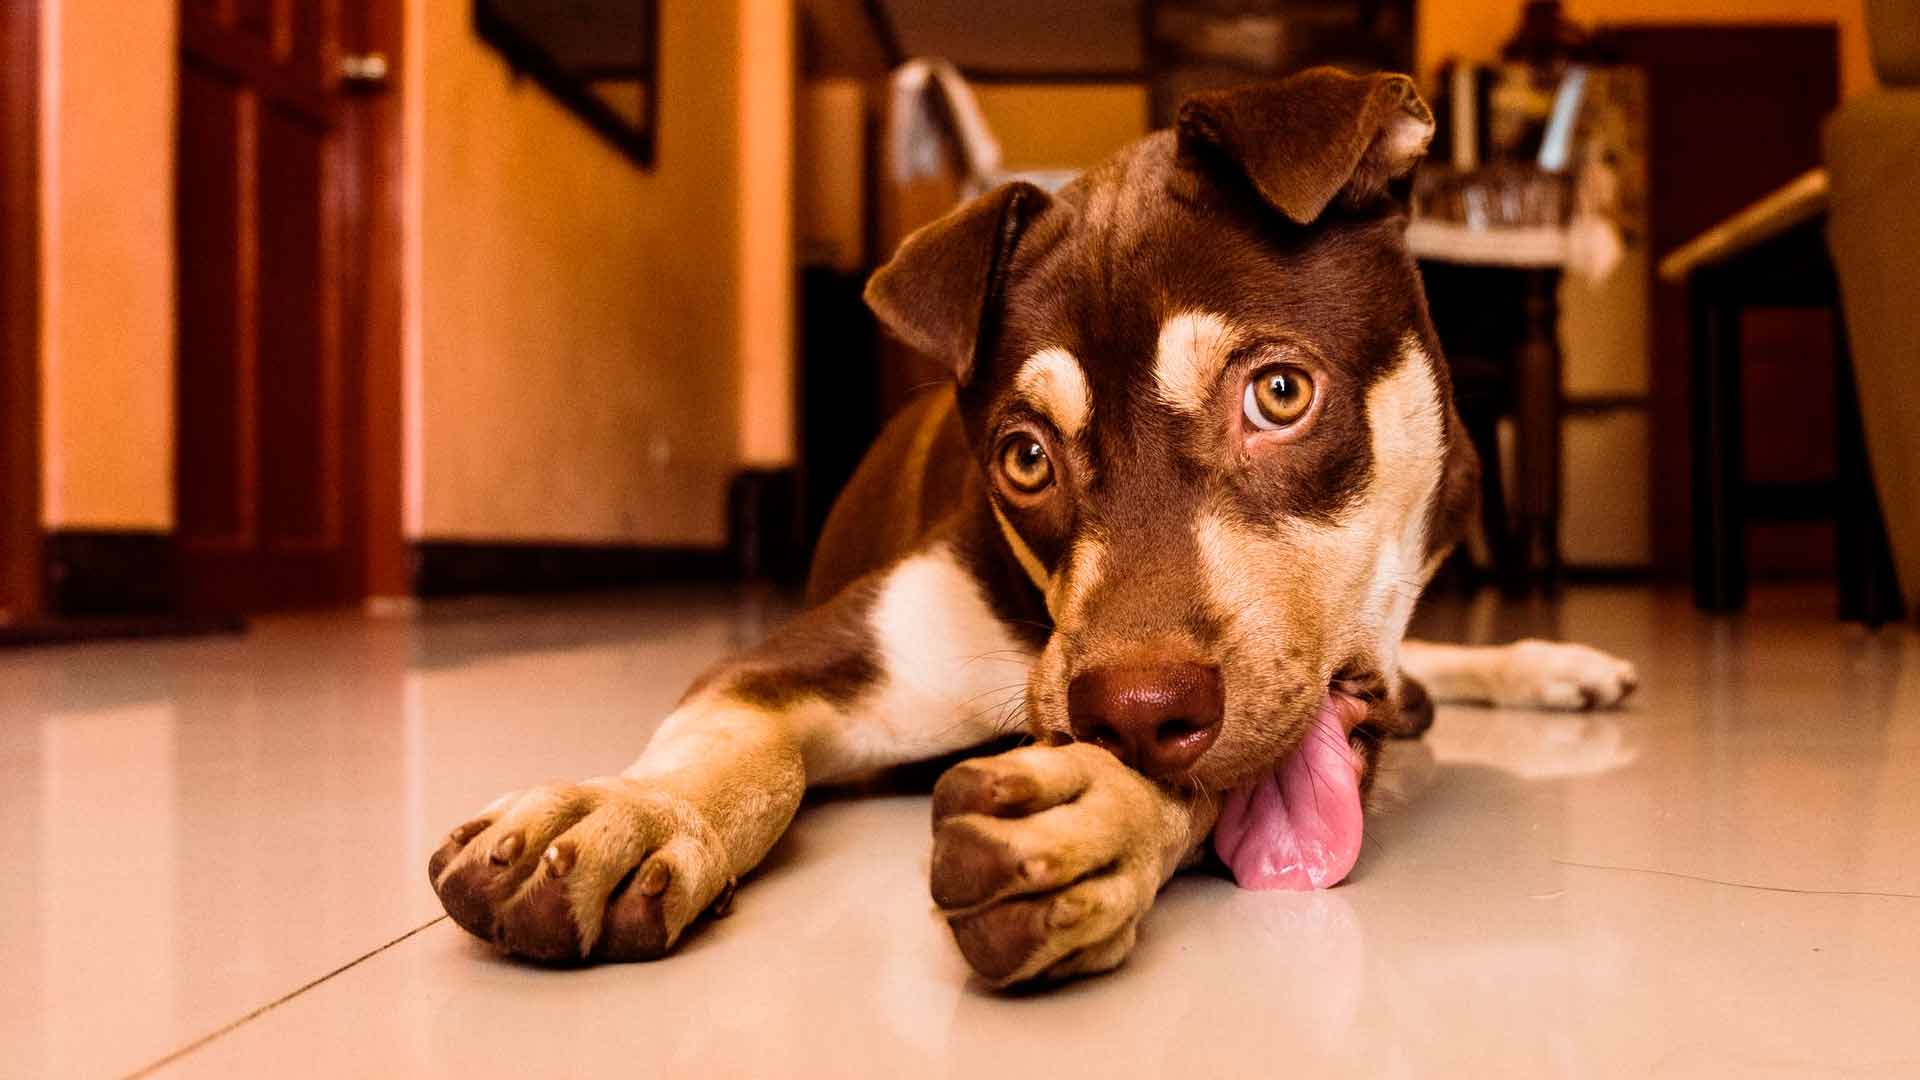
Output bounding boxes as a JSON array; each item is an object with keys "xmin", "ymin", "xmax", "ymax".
[{"xmin": 866, "ymin": 68, "xmax": 1477, "ymax": 800}]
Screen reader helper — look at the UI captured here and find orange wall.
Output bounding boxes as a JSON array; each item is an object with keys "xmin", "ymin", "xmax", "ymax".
[
  {"xmin": 408, "ymin": 0, "xmax": 793, "ymax": 545},
  {"xmin": 33, "ymin": 0, "xmax": 793, "ymax": 546},
  {"xmin": 737, "ymin": 0, "xmax": 797, "ymax": 469},
  {"xmin": 1419, "ymin": 0, "xmax": 1877, "ymax": 98},
  {"xmin": 37, "ymin": 0, "xmax": 176, "ymax": 529},
  {"xmin": 973, "ymin": 84, "xmax": 1150, "ymax": 171}
]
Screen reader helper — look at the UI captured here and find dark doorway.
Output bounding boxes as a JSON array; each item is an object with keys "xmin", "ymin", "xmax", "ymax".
[{"xmin": 175, "ymin": 0, "xmax": 405, "ymax": 613}]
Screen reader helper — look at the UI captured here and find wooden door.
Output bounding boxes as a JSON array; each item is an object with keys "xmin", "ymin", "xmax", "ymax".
[
  {"xmin": 2, "ymin": 0, "xmax": 42, "ymax": 622},
  {"xmin": 177, "ymin": 0, "xmax": 373, "ymax": 613}
]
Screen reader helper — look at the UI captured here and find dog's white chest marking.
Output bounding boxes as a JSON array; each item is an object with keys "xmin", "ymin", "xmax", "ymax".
[{"xmin": 837, "ymin": 545, "xmax": 1038, "ymax": 774}]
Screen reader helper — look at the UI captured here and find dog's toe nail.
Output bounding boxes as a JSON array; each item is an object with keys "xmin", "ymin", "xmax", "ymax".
[
  {"xmin": 489, "ymin": 834, "xmax": 523, "ymax": 865},
  {"xmin": 544, "ymin": 841, "xmax": 576, "ymax": 877},
  {"xmin": 991, "ymin": 774, "xmax": 1038, "ymax": 810},
  {"xmin": 451, "ymin": 818, "xmax": 489, "ymax": 844},
  {"xmin": 1046, "ymin": 894, "xmax": 1090, "ymax": 929},
  {"xmin": 638, "ymin": 859, "xmax": 672, "ymax": 897}
]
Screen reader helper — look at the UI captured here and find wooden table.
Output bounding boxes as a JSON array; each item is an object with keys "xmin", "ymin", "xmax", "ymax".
[
  {"xmin": 1408, "ymin": 220, "xmax": 1570, "ymax": 591},
  {"xmin": 1660, "ymin": 170, "xmax": 1904, "ymax": 623}
]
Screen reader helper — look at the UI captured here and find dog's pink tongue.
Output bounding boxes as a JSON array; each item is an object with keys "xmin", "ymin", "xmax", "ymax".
[{"xmin": 1214, "ymin": 696, "xmax": 1366, "ymax": 890}]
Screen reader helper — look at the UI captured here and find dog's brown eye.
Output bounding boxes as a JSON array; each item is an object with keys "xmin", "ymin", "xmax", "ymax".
[
  {"xmin": 1243, "ymin": 366, "xmax": 1315, "ymax": 430},
  {"xmin": 998, "ymin": 436, "xmax": 1054, "ymax": 494}
]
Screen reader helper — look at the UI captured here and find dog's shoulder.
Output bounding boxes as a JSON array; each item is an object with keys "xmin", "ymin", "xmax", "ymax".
[{"xmin": 806, "ymin": 386, "xmax": 979, "ymax": 605}]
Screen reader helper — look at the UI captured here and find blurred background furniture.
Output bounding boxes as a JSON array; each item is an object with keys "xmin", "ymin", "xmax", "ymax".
[
  {"xmin": 1145, "ymin": 0, "xmax": 1414, "ymax": 125},
  {"xmin": 1661, "ymin": 172, "xmax": 1904, "ymax": 624},
  {"xmin": 1825, "ymin": 0, "xmax": 1920, "ymax": 623},
  {"xmin": 1408, "ymin": 45, "xmax": 1641, "ymax": 593},
  {"xmin": 1601, "ymin": 24, "xmax": 1842, "ymax": 590}
]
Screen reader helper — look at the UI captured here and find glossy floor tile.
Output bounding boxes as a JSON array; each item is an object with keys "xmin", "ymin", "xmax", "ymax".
[{"xmin": 3, "ymin": 586, "xmax": 1916, "ymax": 1078}]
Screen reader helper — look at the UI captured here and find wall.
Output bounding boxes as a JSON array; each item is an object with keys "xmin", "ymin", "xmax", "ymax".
[
  {"xmin": 737, "ymin": 0, "xmax": 797, "ymax": 470},
  {"xmin": 973, "ymin": 84, "xmax": 1149, "ymax": 171},
  {"xmin": 798, "ymin": 79, "xmax": 868, "ymax": 273},
  {"xmin": 1419, "ymin": 0, "xmax": 1877, "ymax": 98},
  {"xmin": 38, "ymin": 0, "xmax": 176, "ymax": 530},
  {"xmin": 410, "ymin": 0, "xmax": 791, "ymax": 545}
]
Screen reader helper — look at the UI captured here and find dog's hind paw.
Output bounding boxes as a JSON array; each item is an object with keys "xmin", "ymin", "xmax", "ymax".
[
  {"xmin": 1492, "ymin": 640, "xmax": 1639, "ymax": 711},
  {"xmin": 427, "ymin": 778, "xmax": 732, "ymax": 964},
  {"xmin": 929, "ymin": 743, "xmax": 1180, "ymax": 988}
]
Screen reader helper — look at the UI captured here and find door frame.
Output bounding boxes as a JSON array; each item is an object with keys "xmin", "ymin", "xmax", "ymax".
[
  {"xmin": 1, "ymin": 0, "xmax": 43, "ymax": 622},
  {"xmin": 172, "ymin": 0, "xmax": 408, "ymax": 609},
  {"xmin": 343, "ymin": 0, "xmax": 408, "ymax": 601}
]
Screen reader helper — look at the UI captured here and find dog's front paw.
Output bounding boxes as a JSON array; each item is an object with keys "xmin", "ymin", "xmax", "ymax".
[
  {"xmin": 427, "ymin": 778, "xmax": 733, "ymax": 963},
  {"xmin": 930, "ymin": 743, "xmax": 1178, "ymax": 988},
  {"xmin": 1493, "ymin": 640, "xmax": 1639, "ymax": 710}
]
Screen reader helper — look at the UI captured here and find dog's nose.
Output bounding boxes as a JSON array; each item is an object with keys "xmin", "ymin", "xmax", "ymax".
[{"xmin": 1067, "ymin": 662, "xmax": 1224, "ymax": 778}]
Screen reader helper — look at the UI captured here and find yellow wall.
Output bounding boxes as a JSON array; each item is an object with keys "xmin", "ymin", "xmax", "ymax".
[
  {"xmin": 410, "ymin": 0, "xmax": 790, "ymax": 545},
  {"xmin": 1419, "ymin": 0, "xmax": 1877, "ymax": 98},
  {"xmin": 38, "ymin": 0, "xmax": 176, "ymax": 529},
  {"xmin": 973, "ymin": 84, "xmax": 1150, "ymax": 171}
]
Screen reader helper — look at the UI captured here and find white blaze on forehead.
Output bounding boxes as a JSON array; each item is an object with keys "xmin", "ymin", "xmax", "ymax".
[
  {"xmin": 1014, "ymin": 347, "xmax": 1092, "ymax": 439},
  {"xmin": 1153, "ymin": 311, "xmax": 1239, "ymax": 414}
]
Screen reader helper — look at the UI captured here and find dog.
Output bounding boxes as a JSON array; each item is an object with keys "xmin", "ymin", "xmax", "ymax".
[{"xmin": 426, "ymin": 67, "xmax": 1638, "ymax": 988}]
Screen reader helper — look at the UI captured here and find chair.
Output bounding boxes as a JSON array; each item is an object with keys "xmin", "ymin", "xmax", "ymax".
[{"xmin": 1825, "ymin": 0, "xmax": 1920, "ymax": 622}]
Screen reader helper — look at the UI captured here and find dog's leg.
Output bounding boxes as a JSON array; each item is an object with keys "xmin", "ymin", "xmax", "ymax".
[
  {"xmin": 928, "ymin": 743, "xmax": 1217, "ymax": 987},
  {"xmin": 427, "ymin": 542, "xmax": 1036, "ymax": 963},
  {"xmin": 1400, "ymin": 639, "xmax": 1638, "ymax": 710}
]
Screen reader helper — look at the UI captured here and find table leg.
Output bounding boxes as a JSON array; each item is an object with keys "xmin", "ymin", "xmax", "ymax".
[
  {"xmin": 1690, "ymin": 281, "xmax": 1745, "ymax": 612},
  {"xmin": 1513, "ymin": 269, "xmax": 1564, "ymax": 591}
]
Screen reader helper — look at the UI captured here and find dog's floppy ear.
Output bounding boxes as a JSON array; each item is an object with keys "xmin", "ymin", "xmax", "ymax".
[
  {"xmin": 1177, "ymin": 67, "xmax": 1435, "ymax": 226},
  {"xmin": 864, "ymin": 181, "xmax": 1051, "ymax": 383}
]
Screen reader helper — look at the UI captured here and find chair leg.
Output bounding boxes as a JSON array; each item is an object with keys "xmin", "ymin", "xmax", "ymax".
[
  {"xmin": 1832, "ymin": 314, "xmax": 1907, "ymax": 626},
  {"xmin": 1690, "ymin": 281, "xmax": 1746, "ymax": 613},
  {"xmin": 1460, "ymin": 401, "xmax": 1516, "ymax": 592}
]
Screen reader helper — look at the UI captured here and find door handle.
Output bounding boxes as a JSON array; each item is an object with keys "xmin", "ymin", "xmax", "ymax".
[{"xmin": 339, "ymin": 52, "xmax": 391, "ymax": 90}]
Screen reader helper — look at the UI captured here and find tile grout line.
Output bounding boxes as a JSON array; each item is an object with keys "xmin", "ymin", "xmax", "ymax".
[
  {"xmin": 123, "ymin": 916, "xmax": 449, "ymax": 1079},
  {"xmin": 1554, "ymin": 859, "xmax": 1920, "ymax": 901}
]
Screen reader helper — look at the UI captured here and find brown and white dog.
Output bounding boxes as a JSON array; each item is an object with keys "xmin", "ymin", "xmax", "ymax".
[{"xmin": 426, "ymin": 67, "xmax": 1638, "ymax": 988}]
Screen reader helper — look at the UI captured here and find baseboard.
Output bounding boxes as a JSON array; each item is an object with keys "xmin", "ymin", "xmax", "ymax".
[
  {"xmin": 412, "ymin": 541, "xmax": 737, "ymax": 598},
  {"xmin": 43, "ymin": 529, "xmax": 181, "ymax": 617}
]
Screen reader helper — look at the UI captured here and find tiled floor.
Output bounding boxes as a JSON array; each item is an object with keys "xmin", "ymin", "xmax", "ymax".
[{"xmin": 4, "ymin": 585, "xmax": 1916, "ymax": 1078}]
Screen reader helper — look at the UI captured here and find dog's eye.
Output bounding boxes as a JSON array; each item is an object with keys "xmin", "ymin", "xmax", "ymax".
[
  {"xmin": 998, "ymin": 435, "xmax": 1055, "ymax": 494},
  {"xmin": 1243, "ymin": 366, "xmax": 1315, "ymax": 430}
]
